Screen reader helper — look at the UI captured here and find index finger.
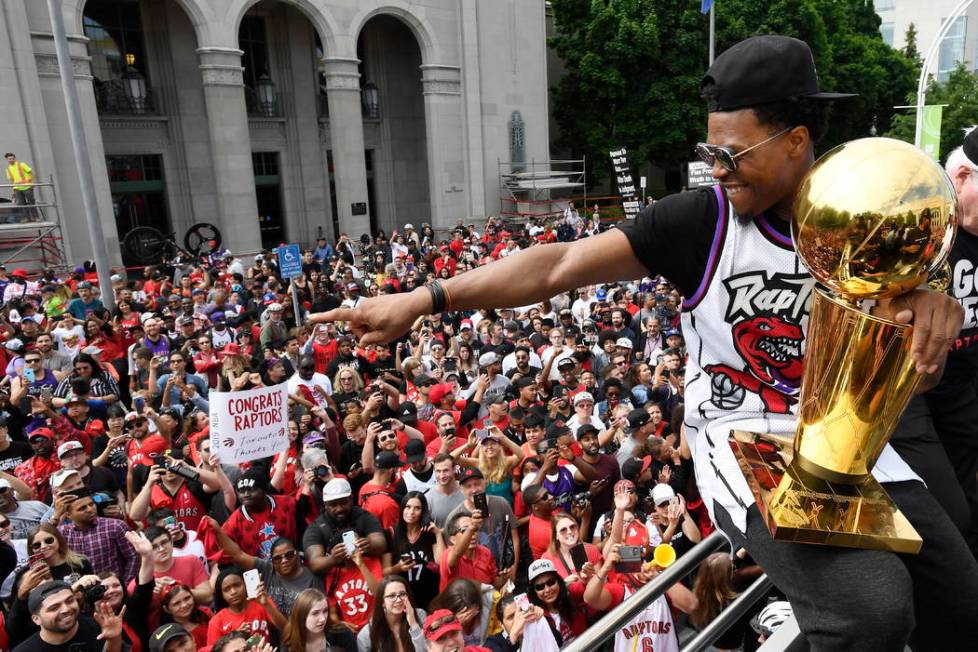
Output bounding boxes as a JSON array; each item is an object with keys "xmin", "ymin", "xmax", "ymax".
[{"xmin": 309, "ymin": 308, "xmax": 354, "ymax": 324}]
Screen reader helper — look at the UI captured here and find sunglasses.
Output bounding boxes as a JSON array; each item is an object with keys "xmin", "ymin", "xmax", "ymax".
[
  {"xmin": 31, "ymin": 536, "xmax": 56, "ymax": 550},
  {"xmin": 0, "ymin": 518, "xmax": 9, "ymax": 528},
  {"xmin": 271, "ymin": 549, "xmax": 297, "ymax": 563},
  {"xmin": 533, "ymin": 577, "xmax": 559, "ymax": 592},
  {"xmin": 378, "ymin": 434, "xmax": 397, "ymax": 442},
  {"xmin": 424, "ymin": 613, "xmax": 458, "ymax": 636},
  {"xmin": 695, "ymin": 127, "xmax": 791, "ymax": 173}
]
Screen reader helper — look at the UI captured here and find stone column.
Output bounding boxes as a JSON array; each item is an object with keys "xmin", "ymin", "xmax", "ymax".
[
  {"xmin": 322, "ymin": 56, "xmax": 371, "ymax": 237},
  {"xmin": 421, "ymin": 65, "xmax": 467, "ymax": 229},
  {"xmin": 31, "ymin": 28, "xmax": 123, "ymax": 268},
  {"xmin": 196, "ymin": 47, "xmax": 262, "ymax": 254}
]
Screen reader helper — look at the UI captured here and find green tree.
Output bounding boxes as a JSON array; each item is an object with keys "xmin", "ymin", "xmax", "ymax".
[
  {"xmin": 886, "ymin": 62, "xmax": 978, "ymax": 161},
  {"xmin": 902, "ymin": 23, "xmax": 920, "ymax": 64},
  {"xmin": 715, "ymin": 0, "xmax": 916, "ymax": 150},
  {"xmin": 549, "ymin": 0, "xmax": 706, "ymax": 183},
  {"xmin": 549, "ymin": 0, "xmax": 917, "ymax": 187}
]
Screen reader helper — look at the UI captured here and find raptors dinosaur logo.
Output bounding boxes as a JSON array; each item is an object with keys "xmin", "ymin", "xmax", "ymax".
[{"xmin": 703, "ymin": 271, "xmax": 813, "ymax": 414}]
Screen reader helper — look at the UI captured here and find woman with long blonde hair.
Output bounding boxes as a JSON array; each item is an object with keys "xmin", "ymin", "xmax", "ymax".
[
  {"xmin": 281, "ymin": 588, "xmax": 351, "ymax": 652},
  {"xmin": 451, "ymin": 426, "xmax": 523, "ymax": 504}
]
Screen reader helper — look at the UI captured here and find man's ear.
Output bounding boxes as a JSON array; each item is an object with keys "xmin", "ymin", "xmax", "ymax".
[
  {"xmin": 787, "ymin": 125, "xmax": 811, "ymax": 159},
  {"xmin": 950, "ymin": 164, "xmax": 972, "ymax": 194}
]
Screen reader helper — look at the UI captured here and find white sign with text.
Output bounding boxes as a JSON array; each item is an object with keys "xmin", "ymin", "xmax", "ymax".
[{"xmin": 209, "ymin": 384, "xmax": 289, "ymax": 464}]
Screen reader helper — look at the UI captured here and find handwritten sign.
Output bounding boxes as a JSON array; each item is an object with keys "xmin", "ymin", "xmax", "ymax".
[
  {"xmin": 209, "ymin": 384, "xmax": 289, "ymax": 464},
  {"xmin": 610, "ymin": 147, "xmax": 640, "ymax": 219}
]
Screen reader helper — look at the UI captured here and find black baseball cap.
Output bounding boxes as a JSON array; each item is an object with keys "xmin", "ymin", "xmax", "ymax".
[
  {"xmin": 375, "ymin": 451, "xmax": 402, "ymax": 470},
  {"xmin": 964, "ymin": 128, "xmax": 978, "ymax": 166},
  {"xmin": 398, "ymin": 401, "xmax": 418, "ymax": 423},
  {"xmin": 405, "ymin": 439, "xmax": 427, "ymax": 463},
  {"xmin": 149, "ymin": 624, "xmax": 191, "ymax": 652},
  {"xmin": 627, "ymin": 409, "xmax": 651, "ymax": 430},
  {"xmin": 702, "ymin": 35, "xmax": 855, "ymax": 112}
]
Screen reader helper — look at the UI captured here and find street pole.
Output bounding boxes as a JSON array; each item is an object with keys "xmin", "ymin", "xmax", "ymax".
[
  {"xmin": 914, "ymin": 0, "xmax": 973, "ymax": 147},
  {"xmin": 708, "ymin": 3, "xmax": 716, "ymax": 65},
  {"xmin": 290, "ymin": 278, "xmax": 302, "ymax": 327},
  {"xmin": 46, "ymin": 0, "xmax": 115, "ymax": 308}
]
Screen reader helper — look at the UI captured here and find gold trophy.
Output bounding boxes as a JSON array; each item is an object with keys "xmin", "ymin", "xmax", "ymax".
[{"xmin": 729, "ymin": 138, "xmax": 957, "ymax": 553}]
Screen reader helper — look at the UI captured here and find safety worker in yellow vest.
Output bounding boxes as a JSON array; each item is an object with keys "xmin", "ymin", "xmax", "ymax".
[
  {"xmin": 5, "ymin": 152, "xmax": 37, "ymax": 221},
  {"xmin": 4, "ymin": 152, "xmax": 35, "ymax": 201}
]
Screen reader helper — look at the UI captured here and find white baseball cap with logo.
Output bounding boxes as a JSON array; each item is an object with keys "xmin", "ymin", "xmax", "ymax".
[
  {"xmin": 57, "ymin": 441, "xmax": 84, "ymax": 459},
  {"xmin": 528, "ymin": 558, "xmax": 558, "ymax": 582}
]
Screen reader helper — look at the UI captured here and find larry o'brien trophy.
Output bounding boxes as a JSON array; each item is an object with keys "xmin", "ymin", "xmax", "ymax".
[{"xmin": 729, "ymin": 138, "xmax": 956, "ymax": 553}]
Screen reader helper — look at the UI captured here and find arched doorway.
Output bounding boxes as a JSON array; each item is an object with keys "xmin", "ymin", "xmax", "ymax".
[{"xmin": 357, "ymin": 14, "xmax": 431, "ymax": 235}]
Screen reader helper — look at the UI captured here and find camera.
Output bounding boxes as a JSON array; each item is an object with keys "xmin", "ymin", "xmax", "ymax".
[
  {"xmin": 315, "ymin": 465, "xmax": 331, "ymax": 480},
  {"xmin": 86, "ymin": 583, "xmax": 107, "ymax": 603},
  {"xmin": 572, "ymin": 492, "xmax": 591, "ymax": 508}
]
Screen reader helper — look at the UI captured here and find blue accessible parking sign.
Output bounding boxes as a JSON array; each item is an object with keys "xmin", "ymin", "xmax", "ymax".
[{"xmin": 276, "ymin": 244, "xmax": 303, "ymax": 279}]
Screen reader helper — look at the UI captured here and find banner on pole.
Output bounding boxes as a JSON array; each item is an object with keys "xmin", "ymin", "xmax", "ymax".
[
  {"xmin": 209, "ymin": 384, "xmax": 289, "ymax": 464},
  {"xmin": 687, "ymin": 161, "xmax": 717, "ymax": 189},
  {"xmin": 610, "ymin": 147, "xmax": 640, "ymax": 219},
  {"xmin": 920, "ymin": 105, "xmax": 943, "ymax": 161}
]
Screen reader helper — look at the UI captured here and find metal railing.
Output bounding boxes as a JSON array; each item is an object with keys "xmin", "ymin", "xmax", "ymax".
[
  {"xmin": 94, "ymin": 79, "xmax": 158, "ymax": 115},
  {"xmin": 563, "ymin": 531, "xmax": 792, "ymax": 652}
]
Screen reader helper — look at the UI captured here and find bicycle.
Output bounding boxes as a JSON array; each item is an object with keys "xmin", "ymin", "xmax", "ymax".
[{"xmin": 122, "ymin": 222, "xmax": 223, "ymax": 265}]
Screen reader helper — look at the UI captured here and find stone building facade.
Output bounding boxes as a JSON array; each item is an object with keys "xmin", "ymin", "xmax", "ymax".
[{"xmin": 0, "ymin": 0, "xmax": 550, "ymax": 266}]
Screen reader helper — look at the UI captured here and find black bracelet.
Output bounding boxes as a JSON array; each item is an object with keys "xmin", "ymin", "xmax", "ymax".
[{"xmin": 427, "ymin": 280, "xmax": 447, "ymax": 314}]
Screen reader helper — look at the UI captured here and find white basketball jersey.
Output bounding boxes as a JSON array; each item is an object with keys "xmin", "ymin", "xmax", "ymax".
[
  {"xmin": 613, "ymin": 590, "xmax": 679, "ymax": 652},
  {"xmin": 682, "ymin": 186, "xmax": 918, "ymax": 533}
]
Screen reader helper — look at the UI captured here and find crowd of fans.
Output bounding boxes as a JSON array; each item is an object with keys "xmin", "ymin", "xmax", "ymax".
[{"xmin": 0, "ymin": 213, "xmax": 792, "ymax": 652}]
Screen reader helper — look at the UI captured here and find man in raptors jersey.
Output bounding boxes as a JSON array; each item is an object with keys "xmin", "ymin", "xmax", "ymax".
[{"xmin": 316, "ymin": 35, "xmax": 978, "ymax": 650}]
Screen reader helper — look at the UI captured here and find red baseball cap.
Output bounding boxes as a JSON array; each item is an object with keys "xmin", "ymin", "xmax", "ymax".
[
  {"xmin": 428, "ymin": 383, "xmax": 454, "ymax": 405},
  {"xmin": 423, "ymin": 609, "xmax": 462, "ymax": 642},
  {"xmin": 28, "ymin": 427, "xmax": 55, "ymax": 441},
  {"xmin": 135, "ymin": 435, "xmax": 168, "ymax": 465}
]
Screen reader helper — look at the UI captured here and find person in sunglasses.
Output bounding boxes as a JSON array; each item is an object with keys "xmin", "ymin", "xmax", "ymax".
[
  {"xmin": 526, "ymin": 558, "xmax": 587, "ymax": 645},
  {"xmin": 313, "ymin": 34, "xmax": 977, "ymax": 649},
  {"xmin": 204, "ymin": 516, "xmax": 318, "ymax": 617}
]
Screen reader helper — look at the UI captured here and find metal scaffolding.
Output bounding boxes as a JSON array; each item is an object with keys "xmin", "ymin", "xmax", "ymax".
[
  {"xmin": 0, "ymin": 177, "xmax": 69, "ymax": 271},
  {"xmin": 497, "ymin": 157, "xmax": 586, "ymax": 225}
]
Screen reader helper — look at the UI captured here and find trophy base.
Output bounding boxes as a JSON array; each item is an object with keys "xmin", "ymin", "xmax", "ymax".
[{"xmin": 729, "ymin": 430, "xmax": 922, "ymax": 554}]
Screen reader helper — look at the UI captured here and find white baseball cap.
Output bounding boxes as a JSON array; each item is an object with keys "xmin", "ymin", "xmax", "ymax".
[
  {"xmin": 615, "ymin": 337, "xmax": 634, "ymax": 349},
  {"xmin": 57, "ymin": 441, "xmax": 84, "ymax": 459},
  {"xmin": 574, "ymin": 391, "xmax": 594, "ymax": 405},
  {"xmin": 322, "ymin": 478, "xmax": 352, "ymax": 502},
  {"xmin": 50, "ymin": 469, "xmax": 80, "ymax": 488},
  {"xmin": 652, "ymin": 483, "xmax": 676, "ymax": 506},
  {"xmin": 528, "ymin": 558, "xmax": 558, "ymax": 582}
]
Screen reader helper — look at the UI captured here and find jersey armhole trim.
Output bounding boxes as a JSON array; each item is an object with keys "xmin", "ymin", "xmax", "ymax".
[{"xmin": 683, "ymin": 185, "xmax": 728, "ymax": 311}]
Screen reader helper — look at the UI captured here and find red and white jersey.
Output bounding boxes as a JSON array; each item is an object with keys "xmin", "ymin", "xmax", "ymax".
[
  {"xmin": 611, "ymin": 586, "xmax": 678, "ymax": 652},
  {"xmin": 682, "ymin": 185, "xmax": 919, "ymax": 533}
]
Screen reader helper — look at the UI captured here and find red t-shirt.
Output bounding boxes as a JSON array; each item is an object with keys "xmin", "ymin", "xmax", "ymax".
[
  {"xmin": 439, "ymin": 544, "xmax": 497, "ymax": 591},
  {"xmin": 223, "ymin": 494, "xmax": 297, "ymax": 559},
  {"xmin": 415, "ymin": 419, "xmax": 438, "ymax": 444},
  {"xmin": 358, "ymin": 482, "xmax": 400, "ymax": 530},
  {"xmin": 207, "ymin": 601, "xmax": 272, "ymax": 645},
  {"xmin": 528, "ymin": 514, "xmax": 552, "ymax": 559},
  {"xmin": 155, "ymin": 555, "xmax": 208, "ymax": 589},
  {"xmin": 324, "ymin": 557, "xmax": 383, "ymax": 631},
  {"xmin": 541, "ymin": 543, "xmax": 604, "ymax": 579}
]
